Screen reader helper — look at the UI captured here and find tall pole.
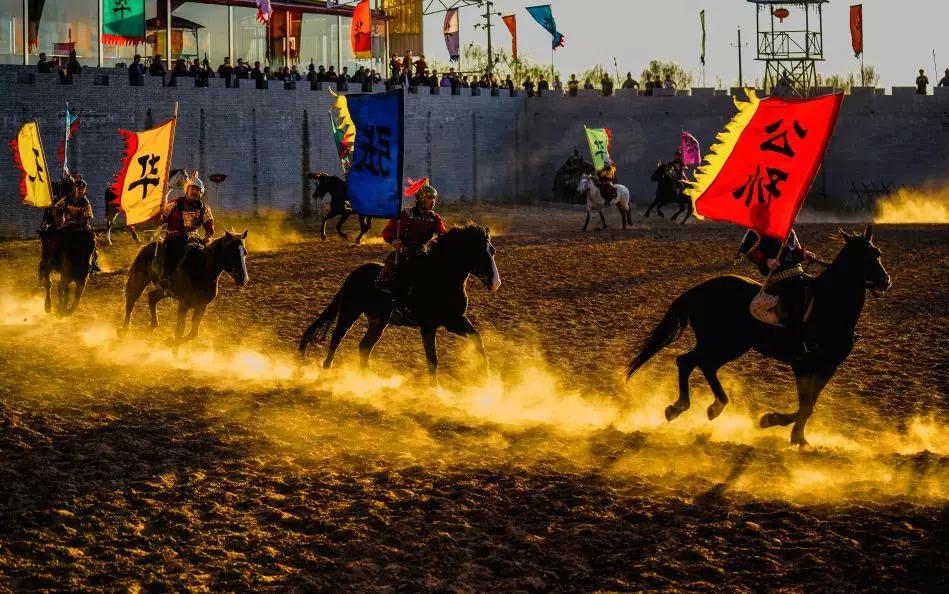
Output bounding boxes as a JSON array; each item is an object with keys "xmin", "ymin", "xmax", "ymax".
[
  {"xmin": 485, "ymin": 1, "xmax": 494, "ymax": 73},
  {"xmin": 738, "ymin": 27, "xmax": 743, "ymax": 87}
]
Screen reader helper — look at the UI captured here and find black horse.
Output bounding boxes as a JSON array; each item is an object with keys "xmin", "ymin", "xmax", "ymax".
[
  {"xmin": 299, "ymin": 224, "xmax": 501, "ymax": 383},
  {"xmin": 309, "ymin": 172, "xmax": 373, "ymax": 244},
  {"xmin": 645, "ymin": 163, "xmax": 692, "ymax": 224},
  {"xmin": 39, "ymin": 227, "xmax": 96, "ymax": 316},
  {"xmin": 119, "ymin": 231, "xmax": 250, "ymax": 351},
  {"xmin": 625, "ymin": 226, "xmax": 890, "ymax": 446}
]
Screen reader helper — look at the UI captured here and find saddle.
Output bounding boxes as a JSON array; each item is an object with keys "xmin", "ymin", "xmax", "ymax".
[
  {"xmin": 598, "ymin": 181, "xmax": 618, "ymax": 201},
  {"xmin": 750, "ymin": 284, "xmax": 816, "ymax": 327}
]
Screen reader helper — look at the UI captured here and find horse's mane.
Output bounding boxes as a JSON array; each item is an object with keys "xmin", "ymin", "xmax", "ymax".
[{"xmin": 429, "ymin": 222, "xmax": 489, "ymax": 255}]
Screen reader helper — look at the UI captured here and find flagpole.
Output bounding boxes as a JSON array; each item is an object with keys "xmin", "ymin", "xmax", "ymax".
[{"xmin": 63, "ymin": 102, "xmax": 70, "ymax": 178}]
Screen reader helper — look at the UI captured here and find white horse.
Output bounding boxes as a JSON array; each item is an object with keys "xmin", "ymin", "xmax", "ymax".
[{"xmin": 577, "ymin": 174, "xmax": 632, "ymax": 231}]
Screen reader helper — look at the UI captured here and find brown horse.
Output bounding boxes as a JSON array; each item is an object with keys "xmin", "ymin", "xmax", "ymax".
[
  {"xmin": 119, "ymin": 231, "xmax": 249, "ymax": 351},
  {"xmin": 626, "ymin": 226, "xmax": 890, "ymax": 446},
  {"xmin": 39, "ymin": 227, "xmax": 97, "ymax": 316}
]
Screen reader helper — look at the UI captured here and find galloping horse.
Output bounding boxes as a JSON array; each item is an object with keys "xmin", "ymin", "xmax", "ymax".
[
  {"xmin": 625, "ymin": 226, "xmax": 890, "ymax": 446},
  {"xmin": 39, "ymin": 227, "xmax": 96, "ymax": 316},
  {"xmin": 309, "ymin": 172, "xmax": 373, "ymax": 244},
  {"xmin": 645, "ymin": 163, "xmax": 692, "ymax": 224},
  {"xmin": 577, "ymin": 174, "xmax": 633, "ymax": 231},
  {"xmin": 119, "ymin": 230, "xmax": 249, "ymax": 351},
  {"xmin": 299, "ymin": 224, "xmax": 501, "ymax": 384}
]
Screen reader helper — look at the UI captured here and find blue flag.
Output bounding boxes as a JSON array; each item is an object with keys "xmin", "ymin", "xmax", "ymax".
[
  {"xmin": 526, "ymin": 5, "xmax": 565, "ymax": 49},
  {"xmin": 346, "ymin": 90, "xmax": 405, "ymax": 218}
]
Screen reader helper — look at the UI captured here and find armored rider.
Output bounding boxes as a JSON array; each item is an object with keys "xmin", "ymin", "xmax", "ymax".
[
  {"xmin": 597, "ymin": 159, "xmax": 618, "ymax": 201},
  {"xmin": 50, "ymin": 174, "xmax": 101, "ymax": 273},
  {"xmin": 157, "ymin": 172, "xmax": 215, "ymax": 291}
]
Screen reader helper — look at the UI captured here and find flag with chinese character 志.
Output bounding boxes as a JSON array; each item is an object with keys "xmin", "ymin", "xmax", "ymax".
[
  {"xmin": 584, "ymin": 126, "xmax": 613, "ymax": 171},
  {"xmin": 444, "ymin": 9, "xmax": 460, "ymax": 62},
  {"xmin": 111, "ymin": 118, "xmax": 176, "ymax": 226},
  {"xmin": 346, "ymin": 90, "xmax": 404, "ymax": 218},
  {"xmin": 686, "ymin": 89, "xmax": 843, "ymax": 241},
  {"xmin": 9, "ymin": 121, "xmax": 54, "ymax": 208},
  {"xmin": 526, "ymin": 5, "xmax": 565, "ymax": 50},
  {"xmin": 850, "ymin": 4, "xmax": 863, "ymax": 57},
  {"xmin": 680, "ymin": 131, "xmax": 701, "ymax": 167},
  {"xmin": 502, "ymin": 15, "xmax": 517, "ymax": 59},
  {"xmin": 102, "ymin": 0, "xmax": 146, "ymax": 46},
  {"xmin": 351, "ymin": 0, "xmax": 371, "ymax": 60}
]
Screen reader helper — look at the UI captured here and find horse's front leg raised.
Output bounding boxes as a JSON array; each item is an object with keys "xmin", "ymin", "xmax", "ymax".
[
  {"xmin": 336, "ymin": 212, "xmax": 351, "ymax": 239},
  {"xmin": 420, "ymin": 326, "xmax": 439, "ymax": 387},
  {"xmin": 446, "ymin": 317, "xmax": 488, "ymax": 377}
]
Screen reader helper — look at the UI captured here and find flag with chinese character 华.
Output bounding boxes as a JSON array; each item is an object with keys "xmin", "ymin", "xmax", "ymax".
[
  {"xmin": 584, "ymin": 126, "xmax": 613, "ymax": 171},
  {"xmin": 351, "ymin": 0, "xmax": 372, "ymax": 60},
  {"xmin": 502, "ymin": 15, "xmax": 517, "ymax": 59},
  {"xmin": 111, "ymin": 118, "xmax": 176, "ymax": 225},
  {"xmin": 686, "ymin": 89, "xmax": 843, "ymax": 241},
  {"xmin": 102, "ymin": 0, "xmax": 146, "ymax": 46},
  {"xmin": 346, "ymin": 90, "xmax": 404, "ymax": 218},
  {"xmin": 9, "ymin": 121, "xmax": 54, "ymax": 208}
]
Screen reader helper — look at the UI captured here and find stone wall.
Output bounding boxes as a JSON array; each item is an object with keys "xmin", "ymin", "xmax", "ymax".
[{"xmin": 1, "ymin": 65, "xmax": 947, "ymax": 237}]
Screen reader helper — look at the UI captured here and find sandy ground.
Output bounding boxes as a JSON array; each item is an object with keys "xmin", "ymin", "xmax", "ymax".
[{"xmin": 0, "ymin": 205, "xmax": 946, "ymax": 592}]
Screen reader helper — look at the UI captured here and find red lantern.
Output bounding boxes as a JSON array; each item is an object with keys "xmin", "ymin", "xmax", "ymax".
[{"xmin": 773, "ymin": 7, "xmax": 790, "ymax": 22}]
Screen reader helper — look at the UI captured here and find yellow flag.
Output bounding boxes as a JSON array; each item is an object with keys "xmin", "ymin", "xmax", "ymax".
[
  {"xmin": 112, "ymin": 118, "xmax": 176, "ymax": 225},
  {"xmin": 11, "ymin": 121, "xmax": 54, "ymax": 208}
]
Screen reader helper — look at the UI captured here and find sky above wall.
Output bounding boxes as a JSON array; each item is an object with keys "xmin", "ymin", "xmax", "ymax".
[{"xmin": 419, "ymin": 0, "xmax": 949, "ymax": 88}]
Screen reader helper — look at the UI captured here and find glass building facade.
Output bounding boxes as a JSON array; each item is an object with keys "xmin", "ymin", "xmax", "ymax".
[{"xmin": 0, "ymin": 1, "xmax": 389, "ymax": 70}]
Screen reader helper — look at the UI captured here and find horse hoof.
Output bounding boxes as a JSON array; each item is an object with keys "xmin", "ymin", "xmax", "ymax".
[
  {"xmin": 665, "ymin": 404, "xmax": 685, "ymax": 422},
  {"xmin": 790, "ymin": 435, "xmax": 809, "ymax": 448},
  {"xmin": 116, "ymin": 327, "xmax": 128, "ymax": 338},
  {"xmin": 707, "ymin": 401, "xmax": 726, "ymax": 420},
  {"xmin": 44, "ymin": 301, "xmax": 52, "ymax": 313},
  {"xmin": 759, "ymin": 413, "xmax": 776, "ymax": 429}
]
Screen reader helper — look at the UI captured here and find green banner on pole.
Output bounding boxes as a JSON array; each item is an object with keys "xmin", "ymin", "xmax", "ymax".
[
  {"xmin": 102, "ymin": 0, "xmax": 146, "ymax": 46},
  {"xmin": 585, "ymin": 126, "xmax": 612, "ymax": 171}
]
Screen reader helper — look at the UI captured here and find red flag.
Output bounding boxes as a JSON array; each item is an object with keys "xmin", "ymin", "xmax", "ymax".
[
  {"xmin": 351, "ymin": 0, "xmax": 371, "ymax": 60},
  {"xmin": 502, "ymin": 15, "xmax": 517, "ymax": 60},
  {"xmin": 687, "ymin": 90, "xmax": 843, "ymax": 241},
  {"xmin": 850, "ymin": 5, "xmax": 863, "ymax": 57}
]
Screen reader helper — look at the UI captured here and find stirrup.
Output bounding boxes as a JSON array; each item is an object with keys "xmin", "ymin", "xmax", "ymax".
[{"xmin": 389, "ymin": 304, "xmax": 418, "ymax": 326}]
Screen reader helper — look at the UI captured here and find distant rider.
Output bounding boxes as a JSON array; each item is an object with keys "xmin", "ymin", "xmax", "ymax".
[
  {"xmin": 51, "ymin": 174, "xmax": 100, "ymax": 273},
  {"xmin": 597, "ymin": 159, "xmax": 618, "ymax": 201},
  {"xmin": 157, "ymin": 173, "xmax": 215, "ymax": 291}
]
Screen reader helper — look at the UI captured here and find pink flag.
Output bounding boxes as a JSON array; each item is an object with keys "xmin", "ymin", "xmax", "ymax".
[
  {"xmin": 680, "ymin": 131, "xmax": 701, "ymax": 166},
  {"xmin": 256, "ymin": 0, "xmax": 273, "ymax": 24},
  {"xmin": 444, "ymin": 9, "xmax": 460, "ymax": 61}
]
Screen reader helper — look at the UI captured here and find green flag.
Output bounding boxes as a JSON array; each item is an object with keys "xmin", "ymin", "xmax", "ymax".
[
  {"xmin": 102, "ymin": 0, "xmax": 145, "ymax": 46},
  {"xmin": 585, "ymin": 126, "xmax": 612, "ymax": 171},
  {"xmin": 700, "ymin": 10, "xmax": 706, "ymax": 65}
]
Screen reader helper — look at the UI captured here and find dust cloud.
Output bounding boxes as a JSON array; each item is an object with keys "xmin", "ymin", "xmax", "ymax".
[{"xmin": 874, "ymin": 186, "xmax": 949, "ymax": 223}]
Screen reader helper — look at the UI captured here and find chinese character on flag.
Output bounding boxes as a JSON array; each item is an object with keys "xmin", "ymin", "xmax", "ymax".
[
  {"xmin": 111, "ymin": 118, "xmax": 176, "ymax": 225},
  {"xmin": 686, "ymin": 89, "xmax": 843, "ymax": 240},
  {"xmin": 9, "ymin": 121, "xmax": 54, "ymax": 208}
]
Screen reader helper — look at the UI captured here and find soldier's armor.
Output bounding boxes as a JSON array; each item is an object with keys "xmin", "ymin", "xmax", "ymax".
[{"xmin": 54, "ymin": 197, "xmax": 93, "ymax": 229}]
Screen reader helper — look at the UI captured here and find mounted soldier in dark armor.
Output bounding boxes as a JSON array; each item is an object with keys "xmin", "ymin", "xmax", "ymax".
[
  {"xmin": 40, "ymin": 174, "xmax": 100, "ymax": 276},
  {"xmin": 597, "ymin": 159, "xmax": 618, "ymax": 201},
  {"xmin": 155, "ymin": 173, "xmax": 215, "ymax": 293},
  {"xmin": 737, "ymin": 228, "xmax": 819, "ymax": 356},
  {"xmin": 376, "ymin": 177, "xmax": 447, "ymax": 324}
]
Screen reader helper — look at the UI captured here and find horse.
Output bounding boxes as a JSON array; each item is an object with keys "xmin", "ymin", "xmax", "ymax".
[
  {"xmin": 625, "ymin": 226, "xmax": 890, "ymax": 447},
  {"xmin": 119, "ymin": 230, "xmax": 250, "ymax": 351},
  {"xmin": 39, "ymin": 226, "xmax": 96, "ymax": 316},
  {"xmin": 309, "ymin": 172, "xmax": 373, "ymax": 244},
  {"xmin": 577, "ymin": 174, "xmax": 633, "ymax": 231},
  {"xmin": 299, "ymin": 224, "xmax": 501, "ymax": 384},
  {"xmin": 645, "ymin": 163, "xmax": 693, "ymax": 224}
]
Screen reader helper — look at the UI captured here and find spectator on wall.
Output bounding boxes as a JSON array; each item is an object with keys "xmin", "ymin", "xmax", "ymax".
[
  {"xmin": 235, "ymin": 58, "xmax": 251, "ymax": 79},
  {"xmin": 553, "ymin": 75, "xmax": 563, "ymax": 92},
  {"xmin": 601, "ymin": 74, "xmax": 614, "ymax": 96},
  {"xmin": 37, "ymin": 52, "xmax": 56, "ymax": 73},
  {"xmin": 663, "ymin": 73, "xmax": 676, "ymax": 90},
  {"xmin": 643, "ymin": 74, "xmax": 654, "ymax": 95},
  {"xmin": 440, "ymin": 71, "xmax": 452, "ymax": 87},
  {"xmin": 523, "ymin": 76, "xmax": 535, "ymax": 96},
  {"xmin": 621, "ymin": 72, "xmax": 639, "ymax": 90},
  {"xmin": 306, "ymin": 63, "xmax": 318, "ymax": 82},
  {"xmin": 567, "ymin": 74, "xmax": 579, "ymax": 95},
  {"xmin": 916, "ymin": 68, "xmax": 929, "ymax": 94},
  {"xmin": 537, "ymin": 75, "xmax": 549, "ymax": 93},
  {"xmin": 389, "ymin": 52, "xmax": 401, "ymax": 83},
  {"xmin": 402, "ymin": 50, "xmax": 413, "ymax": 84},
  {"xmin": 60, "ymin": 50, "xmax": 81, "ymax": 84},
  {"xmin": 414, "ymin": 54, "xmax": 427, "ymax": 79},
  {"xmin": 939, "ymin": 68, "xmax": 949, "ymax": 87},
  {"xmin": 339, "ymin": 66, "xmax": 352, "ymax": 82},
  {"xmin": 148, "ymin": 54, "xmax": 166, "ymax": 78},
  {"xmin": 218, "ymin": 57, "xmax": 234, "ymax": 87},
  {"xmin": 583, "ymin": 77, "xmax": 594, "ymax": 90},
  {"xmin": 128, "ymin": 54, "xmax": 145, "ymax": 86},
  {"xmin": 325, "ymin": 66, "xmax": 338, "ymax": 82},
  {"xmin": 289, "ymin": 64, "xmax": 302, "ymax": 81}
]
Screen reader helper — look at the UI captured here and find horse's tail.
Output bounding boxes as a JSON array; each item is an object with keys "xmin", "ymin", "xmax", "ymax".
[
  {"xmin": 626, "ymin": 293, "xmax": 691, "ymax": 380},
  {"xmin": 299, "ymin": 290, "xmax": 342, "ymax": 354}
]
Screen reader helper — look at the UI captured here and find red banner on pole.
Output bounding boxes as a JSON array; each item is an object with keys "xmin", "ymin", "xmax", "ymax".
[
  {"xmin": 351, "ymin": 0, "xmax": 371, "ymax": 60},
  {"xmin": 850, "ymin": 4, "xmax": 863, "ymax": 57},
  {"xmin": 688, "ymin": 90, "xmax": 844, "ymax": 241},
  {"xmin": 502, "ymin": 15, "xmax": 517, "ymax": 60}
]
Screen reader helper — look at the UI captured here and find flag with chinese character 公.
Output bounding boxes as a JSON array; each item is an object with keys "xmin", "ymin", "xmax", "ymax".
[
  {"xmin": 526, "ymin": 5, "xmax": 565, "ymax": 49},
  {"xmin": 9, "ymin": 121, "xmax": 54, "ymax": 208},
  {"xmin": 111, "ymin": 118, "xmax": 176, "ymax": 225},
  {"xmin": 686, "ymin": 89, "xmax": 843, "ymax": 240},
  {"xmin": 680, "ymin": 131, "xmax": 701, "ymax": 167},
  {"xmin": 584, "ymin": 126, "xmax": 613, "ymax": 171},
  {"xmin": 351, "ymin": 0, "xmax": 371, "ymax": 60},
  {"xmin": 102, "ymin": 0, "xmax": 146, "ymax": 45},
  {"xmin": 346, "ymin": 90, "xmax": 404, "ymax": 219}
]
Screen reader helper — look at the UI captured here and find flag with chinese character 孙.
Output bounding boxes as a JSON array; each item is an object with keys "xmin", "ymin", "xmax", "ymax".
[
  {"xmin": 351, "ymin": 0, "xmax": 371, "ymax": 60},
  {"xmin": 346, "ymin": 90, "xmax": 404, "ymax": 219},
  {"xmin": 9, "ymin": 121, "xmax": 54, "ymax": 208},
  {"xmin": 526, "ymin": 5, "xmax": 565, "ymax": 50},
  {"xmin": 584, "ymin": 126, "xmax": 613, "ymax": 171},
  {"xmin": 111, "ymin": 118, "xmax": 176, "ymax": 225},
  {"xmin": 102, "ymin": 0, "xmax": 146, "ymax": 45},
  {"xmin": 680, "ymin": 131, "xmax": 701, "ymax": 167},
  {"xmin": 687, "ymin": 89, "xmax": 843, "ymax": 241},
  {"xmin": 444, "ymin": 9, "xmax": 460, "ymax": 62}
]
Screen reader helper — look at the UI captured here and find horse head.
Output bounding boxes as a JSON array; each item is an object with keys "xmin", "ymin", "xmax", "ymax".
[
  {"xmin": 431, "ymin": 224, "xmax": 501, "ymax": 292},
  {"xmin": 214, "ymin": 229, "xmax": 250, "ymax": 287},
  {"xmin": 577, "ymin": 174, "xmax": 595, "ymax": 195},
  {"xmin": 309, "ymin": 172, "xmax": 334, "ymax": 200},
  {"xmin": 833, "ymin": 225, "xmax": 891, "ymax": 297}
]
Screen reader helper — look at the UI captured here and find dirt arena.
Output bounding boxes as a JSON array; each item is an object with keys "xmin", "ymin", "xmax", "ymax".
[{"xmin": 0, "ymin": 205, "xmax": 945, "ymax": 592}]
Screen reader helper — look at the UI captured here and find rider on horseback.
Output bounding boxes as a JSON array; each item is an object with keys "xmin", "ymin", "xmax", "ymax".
[
  {"xmin": 377, "ymin": 178, "xmax": 447, "ymax": 322},
  {"xmin": 157, "ymin": 173, "xmax": 215, "ymax": 292},
  {"xmin": 597, "ymin": 159, "xmax": 618, "ymax": 201},
  {"xmin": 49, "ymin": 175, "xmax": 101, "ymax": 273},
  {"xmin": 737, "ymin": 227, "xmax": 819, "ymax": 356}
]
